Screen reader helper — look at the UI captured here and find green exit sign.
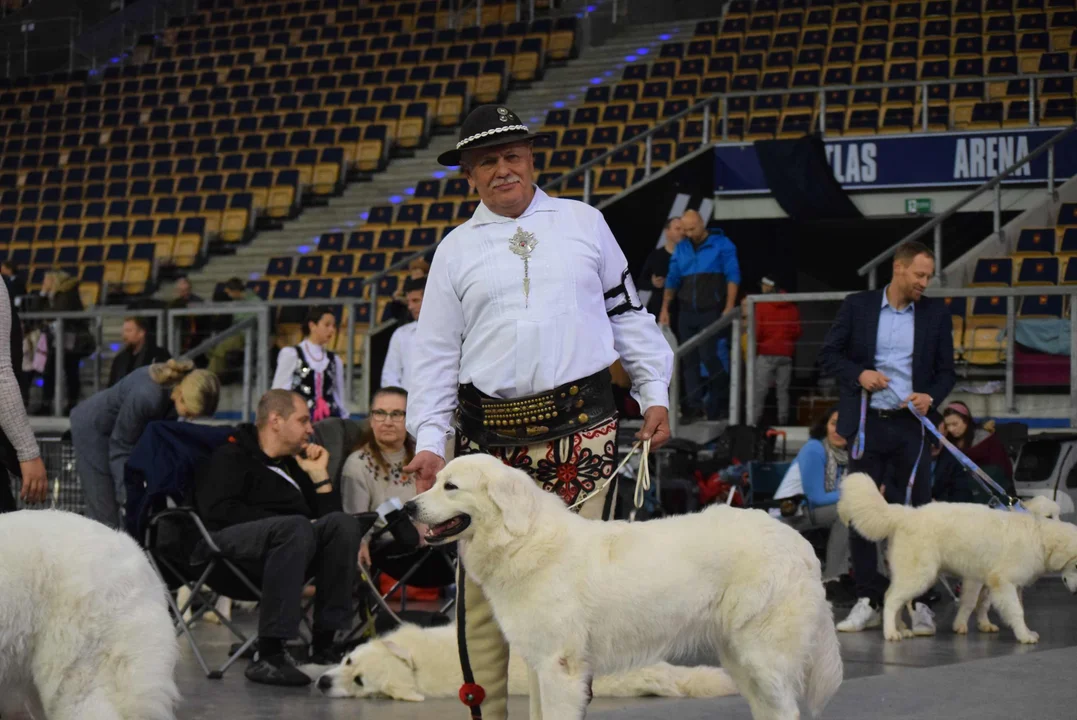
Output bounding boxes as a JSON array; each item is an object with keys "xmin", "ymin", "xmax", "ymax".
[{"xmin": 905, "ymin": 198, "xmax": 932, "ymax": 215}]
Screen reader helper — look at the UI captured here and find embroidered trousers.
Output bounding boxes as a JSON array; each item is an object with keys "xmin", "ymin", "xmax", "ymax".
[{"xmin": 452, "ymin": 417, "xmax": 619, "ymax": 719}]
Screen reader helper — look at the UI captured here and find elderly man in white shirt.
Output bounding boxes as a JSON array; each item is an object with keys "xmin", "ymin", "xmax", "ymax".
[
  {"xmin": 380, "ymin": 277, "xmax": 424, "ymax": 390},
  {"xmin": 403, "ymin": 104, "xmax": 673, "ymax": 720}
]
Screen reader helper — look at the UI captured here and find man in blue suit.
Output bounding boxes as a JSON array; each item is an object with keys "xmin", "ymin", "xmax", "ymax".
[{"xmin": 819, "ymin": 240, "xmax": 956, "ymax": 635}]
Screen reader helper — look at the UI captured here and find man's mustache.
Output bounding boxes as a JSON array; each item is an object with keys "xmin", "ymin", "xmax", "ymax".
[{"xmin": 491, "ymin": 174, "xmax": 522, "ymax": 188}]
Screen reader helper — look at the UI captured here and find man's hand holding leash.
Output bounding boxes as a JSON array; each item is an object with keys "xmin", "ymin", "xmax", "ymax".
[{"xmin": 637, "ymin": 406, "xmax": 671, "ymax": 450}]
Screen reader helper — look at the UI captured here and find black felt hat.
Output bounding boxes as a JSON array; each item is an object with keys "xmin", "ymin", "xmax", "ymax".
[{"xmin": 436, "ymin": 104, "xmax": 547, "ymax": 167}]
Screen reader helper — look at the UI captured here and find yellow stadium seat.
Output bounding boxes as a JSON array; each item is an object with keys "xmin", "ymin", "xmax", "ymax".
[{"xmin": 963, "ymin": 325, "xmax": 1006, "ymax": 365}]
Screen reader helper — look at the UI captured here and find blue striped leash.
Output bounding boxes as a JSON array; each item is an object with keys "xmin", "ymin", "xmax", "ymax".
[{"xmin": 852, "ymin": 389, "xmax": 1025, "ymax": 512}]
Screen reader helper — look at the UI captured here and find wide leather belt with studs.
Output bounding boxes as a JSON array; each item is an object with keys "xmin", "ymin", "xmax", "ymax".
[{"xmin": 456, "ymin": 369, "xmax": 616, "ymax": 447}]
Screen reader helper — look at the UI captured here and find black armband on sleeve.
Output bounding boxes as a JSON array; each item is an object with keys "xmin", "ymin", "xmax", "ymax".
[{"xmin": 603, "ymin": 268, "xmax": 644, "ymax": 318}]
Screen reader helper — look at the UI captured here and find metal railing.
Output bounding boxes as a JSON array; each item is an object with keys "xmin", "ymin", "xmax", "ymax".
[
  {"xmin": 20, "ymin": 302, "xmax": 274, "ymax": 419},
  {"xmin": 74, "ymin": 0, "xmax": 196, "ymax": 73},
  {"xmin": 740, "ymin": 285, "xmax": 1077, "ymax": 431},
  {"xmin": 555, "ymin": 71, "xmax": 1077, "ymax": 207},
  {"xmin": 19, "ymin": 295, "xmax": 422, "ymax": 417},
  {"xmin": 667, "ymin": 308, "xmax": 737, "ymax": 439},
  {"xmin": 177, "ymin": 314, "xmax": 261, "ymax": 422},
  {"xmin": 356, "ymin": 71, "xmax": 1077, "ymax": 307},
  {"xmin": 21, "ymin": 306, "xmax": 165, "ymax": 416},
  {"xmin": 450, "ymin": 0, "xmax": 543, "ymax": 28},
  {"xmin": 859, "ymin": 120, "xmax": 1077, "ymax": 289}
]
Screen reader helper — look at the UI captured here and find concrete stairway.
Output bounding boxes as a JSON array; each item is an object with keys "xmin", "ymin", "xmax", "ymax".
[{"xmin": 164, "ymin": 18, "xmax": 687, "ymax": 301}]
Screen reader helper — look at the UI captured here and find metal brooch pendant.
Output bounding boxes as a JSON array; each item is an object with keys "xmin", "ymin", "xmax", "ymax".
[{"xmin": 508, "ymin": 226, "xmax": 539, "ymax": 307}]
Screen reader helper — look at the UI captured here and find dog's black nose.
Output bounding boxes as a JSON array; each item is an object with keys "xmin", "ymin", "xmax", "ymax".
[
  {"xmin": 403, "ymin": 500, "xmax": 418, "ymax": 518},
  {"xmin": 317, "ymin": 675, "xmax": 333, "ymax": 691}
]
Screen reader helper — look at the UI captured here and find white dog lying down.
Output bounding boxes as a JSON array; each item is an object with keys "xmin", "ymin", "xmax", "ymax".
[
  {"xmin": 316, "ymin": 622, "xmax": 739, "ymax": 701},
  {"xmin": 0, "ymin": 510, "xmax": 178, "ymax": 720},
  {"xmin": 406, "ymin": 454, "xmax": 843, "ymax": 720},
  {"xmin": 838, "ymin": 473, "xmax": 1077, "ymax": 644}
]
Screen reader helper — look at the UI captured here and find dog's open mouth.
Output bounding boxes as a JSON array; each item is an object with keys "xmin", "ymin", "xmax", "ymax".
[{"xmin": 425, "ymin": 514, "xmax": 471, "ymax": 543}]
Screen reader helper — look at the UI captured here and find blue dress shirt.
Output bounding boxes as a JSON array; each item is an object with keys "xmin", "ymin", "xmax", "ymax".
[{"xmin": 870, "ymin": 286, "xmax": 914, "ymax": 410}]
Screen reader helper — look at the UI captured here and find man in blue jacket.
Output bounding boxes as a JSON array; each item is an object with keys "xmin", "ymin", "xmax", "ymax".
[{"xmin": 659, "ymin": 209, "xmax": 740, "ymax": 421}]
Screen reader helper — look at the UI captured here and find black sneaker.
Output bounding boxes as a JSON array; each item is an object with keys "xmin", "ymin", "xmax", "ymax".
[
  {"xmin": 825, "ymin": 576, "xmax": 859, "ymax": 609},
  {"xmin": 244, "ymin": 651, "xmax": 312, "ymax": 686},
  {"xmin": 308, "ymin": 645, "xmax": 347, "ymax": 666}
]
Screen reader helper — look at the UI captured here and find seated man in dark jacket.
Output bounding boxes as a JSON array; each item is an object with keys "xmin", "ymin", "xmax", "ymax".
[{"xmin": 196, "ymin": 389, "xmax": 361, "ymax": 686}]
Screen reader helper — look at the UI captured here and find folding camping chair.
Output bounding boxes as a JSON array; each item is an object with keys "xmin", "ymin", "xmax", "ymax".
[
  {"xmin": 343, "ymin": 513, "xmax": 458, "ymax": 646},
  {"xmin": 144, "ymin": 505, "xmax": 290, "ymax": 678}
]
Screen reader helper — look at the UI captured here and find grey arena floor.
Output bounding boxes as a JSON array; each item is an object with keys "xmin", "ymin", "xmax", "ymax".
[{"xmin": 175, "ymin": 579, "xmax": 1077, "ymax": 719}]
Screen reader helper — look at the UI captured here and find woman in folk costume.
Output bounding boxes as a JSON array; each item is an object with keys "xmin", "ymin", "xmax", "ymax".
[
  {"xmin": 404, "ymin": 104, "xmax": 673, "ymax": 720},
  {"xmin": 272, "ymin": 305, "xmax": 349, "ymax": 421}
]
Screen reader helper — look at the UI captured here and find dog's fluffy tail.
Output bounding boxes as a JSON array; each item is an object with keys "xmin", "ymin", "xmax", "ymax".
[
  {"xmin": 805, "ymin": 602, "xmax": 843, "ymax": 717},
  {"xmin": 837, "ymin": 472, "xmax": 908, "ymax": 542}
]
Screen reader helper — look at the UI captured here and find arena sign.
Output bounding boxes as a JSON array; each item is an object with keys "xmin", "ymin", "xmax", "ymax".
[{"xmin": 713, "ymin": 128, "xmax": 1077, "ymax": 194}]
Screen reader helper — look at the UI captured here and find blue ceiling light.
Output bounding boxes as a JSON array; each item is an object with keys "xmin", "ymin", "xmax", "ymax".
[
  {"xmin": 448, "ymin": 165, "xmax": 460, "ymax": 171},
  {"xmin": 637, "ymin": 48, "xmax": 649, "ymax": 55},
  {"xmin": 432, "ymin": 170, "xmax": 446, "ymax": 179},
  {"xmin": 659, "ymin": 33, "xmax": 671, "ymax": 40},
  {"xmin": 603, "ymin": 70, "xmax": 613, "ymax": 77},
  {"xmin": 297, "ymin": 245, "xmax": 311, "ymax": 254},
  {"xmin": 345, "ymin": 220, "xmax": 356, "ymax": 227},
  {"xmin": 34, "ymin": 377, "xmax": 44, "ymax": 388},
  {"xmin": 567, "ymin": 93, "xmax": 577, "ymax": 100},
  {"xmin": 389, "ymin": 195, "xmax": 403, "ymax": 204},
  {"xmin": 530, "ymin": 115, "xmax": 541, "ymax": 122},
  {"xmin": 553, "ymin": 100, "xmax": 565, "ymax": 108},
  {"xmin": 590, "ymin": 77, "xmax": 602, "ymax": 84},
  {"xmin": 586, "ymin": 4, "xmax": 596, "ymax": 11},
  {"xmin": 625, "ymin": 55, "xmax": 637, "ymax": 62},
  {"xmin": 360, "ymin": 211, "xmax": 369, "ymax": 220},
  {"xmin": 405, "ymin": 187, "xmax": 416, "ymax": 195},
  {"xmin": 110, "ymin": 343, "xmax": 122, "ymax": 353}
]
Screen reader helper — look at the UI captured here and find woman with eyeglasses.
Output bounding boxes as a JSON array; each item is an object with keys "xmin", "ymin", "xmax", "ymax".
[{"xmin": 340, "ymin": 386, "xmax": 419, "ymax": 568}]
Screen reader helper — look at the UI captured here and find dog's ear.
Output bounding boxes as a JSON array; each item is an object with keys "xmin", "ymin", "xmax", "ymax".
[
  {"xmin": 1042, "ymin": 523, "xmax": 1077, "ymax": 571},
  {"xmin": 381, "ymin": 640, "xmax": 416, "ymax": 670},
  {"xmin": 485, "ymin": 465, "xmax": 536, "ymax": 536}
]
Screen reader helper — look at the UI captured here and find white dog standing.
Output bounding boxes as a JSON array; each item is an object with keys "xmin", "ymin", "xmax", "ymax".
[
  {"xmin": 0, "ymin": 510, "xmax": 179, "ymax": 720},
  {"xmin": 838, "ymin": 472, "xmax": 1077, "ymax": 644},
  {"xmin": 316, "ymin": 623, "xmax": 739, "ymax": 701},
  {"xmin": 405, "ymin": 454, "xmax": 843, "ymax": 720}
]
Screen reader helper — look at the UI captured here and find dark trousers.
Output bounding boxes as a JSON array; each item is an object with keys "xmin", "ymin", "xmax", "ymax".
[
  {"xmin": 372, "ymin": 540, "xmax": 457, "ymax": 588},
  {"xmin": 42, "ymin": 351, "xmax": 82, "ymax": 412},
  {"xmin": 210, "ymin": 512, "xmax": 361, "ymax": 640},
  {"xmin": 0, "ymin": 475, "xmax": 14, "ymax": 512},
  {"xmin": 678, "ymin": 308, "xmax": 728, "ymax": 419},
  {"xmin": 847, "ymin": 411, "xmax": 932, "ymax": 605}
]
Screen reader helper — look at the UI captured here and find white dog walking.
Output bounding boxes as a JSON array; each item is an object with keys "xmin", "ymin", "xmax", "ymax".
[
  {"xmin": 406, "ymin": 454, "xmax": 843, "ymax": 720},
  {"xmin": 316, "ymin": 622, "xmax": 739, "ymax": 701},
  {"xmin": 838, "ymin": 472, "xmax": 1077, "ymax": 644},
  {"xmin": 0, "ymin": 510, "xmax": 179, "ymax": 720}
]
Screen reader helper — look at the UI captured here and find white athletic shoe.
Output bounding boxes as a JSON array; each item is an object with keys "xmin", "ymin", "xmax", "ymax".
[
  {"xmin": 911, "ymin": 602, "xmax": 937, "ymax": 636},
  {"xmin": 836, "ymin": 597, "xmax": 882, "ymax": 632}
]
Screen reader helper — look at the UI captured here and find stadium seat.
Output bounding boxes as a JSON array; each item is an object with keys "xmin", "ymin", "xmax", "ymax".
[
  {"xmin": 971, "ymin": 257, "xmax": 1014, "ymax": 286},
  {"xmin": 1015, "ymin": 228, "xmax": 1057, "ymax": 255},
  {"xmin": 1016, "ymin": 255, "xmax": 1061, "ymax": 285}
]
